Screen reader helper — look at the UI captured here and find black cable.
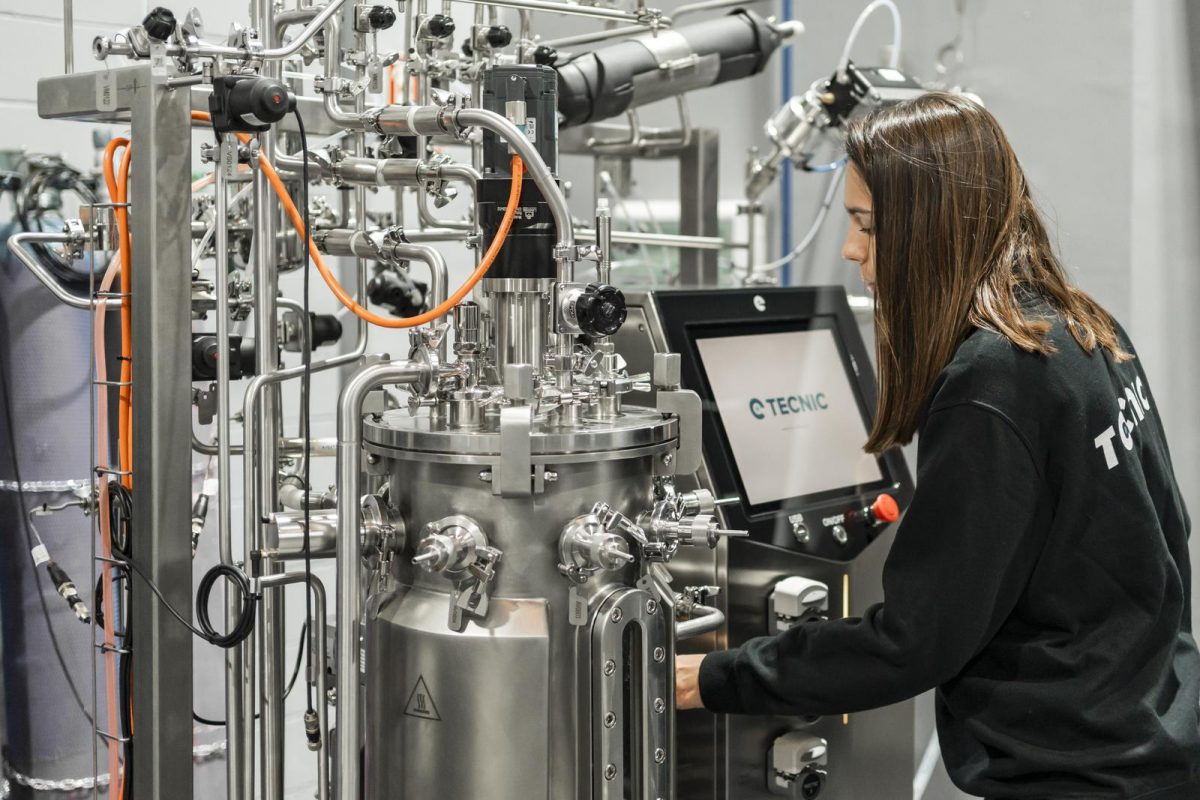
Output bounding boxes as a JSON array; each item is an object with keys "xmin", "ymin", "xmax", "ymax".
[
  {"xmin": 104, "ymin": 479, "xmax": 256, "ymax": 650},
  {"xmin": 0, "ymin": 341, "xmax": 95, "ymax": 728},
  {"xmin": 283, "ymin": 619, "xmax": 309, "ymax": 701},
  {"xmin": 293, "ymin": 107, "xmax": 317, "ymax": 716},
  {"xmin": 191, "ymin": 620, "xmax": 308, "ymax": 727}
]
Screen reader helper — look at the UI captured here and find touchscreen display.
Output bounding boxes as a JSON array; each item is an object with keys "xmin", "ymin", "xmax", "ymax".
[{"xmin": 695, "ymin": 328, "xmax": 883, "ymax": 506}]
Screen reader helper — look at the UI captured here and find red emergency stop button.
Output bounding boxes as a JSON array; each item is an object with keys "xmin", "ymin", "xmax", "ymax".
[{"xmin": 869, "ymin": 493, "xmax": 900, "ymax": 525}]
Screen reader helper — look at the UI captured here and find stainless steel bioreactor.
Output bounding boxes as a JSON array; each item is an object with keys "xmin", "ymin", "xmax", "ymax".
[{"xmin": 4, "ymin": 2, "xmax": 919, "ymax": 799}]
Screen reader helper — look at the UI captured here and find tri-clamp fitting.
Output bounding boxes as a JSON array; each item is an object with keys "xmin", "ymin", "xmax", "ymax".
[
  {"xmin": 557, "ymin": 513, "xmax": 637, "ymax": 584},
  {"xmin": 639, "ymin": 501, "xmax": 746, "ymax": 550},
  {"xmin": 587, "ymin": 498, "xmax": 747, "ymax": 566},
  {"xmin": 413, "ymin": 515, "xmax": 503, "ymax": 632},
  {"xmin": 413, "ymin": 514, "xmax": 487, "ymax": 574}
]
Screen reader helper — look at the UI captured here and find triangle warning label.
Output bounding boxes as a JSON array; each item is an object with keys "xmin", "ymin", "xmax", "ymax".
[{"xmin": 404, "ymin": 675, "xmax": 441, "ymax": 721}]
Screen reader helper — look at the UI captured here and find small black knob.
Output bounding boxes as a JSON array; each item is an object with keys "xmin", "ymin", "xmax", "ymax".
[
  {"xmin": 309, "ymin": 313, "xmax": 343, "ymax": 349},
  {"xmin": 367, "ymin": 269, "xmax": 428, "ymax": 318},
  {"xmin": 143, "ymin": 6, "xmax": 178, "ymax": 42},
  {"xmin": 799, "ymin": 768, "xmax": 827, "ymax": 799},
  {"xmin": 533, "ymin": 45, "xmax": 558, "ymax": 66},
  {"xmin": 575, "ymin": 284, "xmax": 627, "ymax": 337},
  {"xmin": 427, "ymin": 13, "xmax": 455, "ymax": 38},
  {"xmin": 367, "ymin": 5, "xmax": 397, "ymax": 30},
  {"xmin": 485, "ymin": 25, "xmax": 513, "ymax": 49}
]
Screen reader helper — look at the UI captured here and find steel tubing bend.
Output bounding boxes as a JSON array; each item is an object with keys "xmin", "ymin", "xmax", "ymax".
[
  {"xmin": 316, "ymin": 231, "xmax": 448, "ymax": 309},
  {"xmin": 676, "ymin": 604, "xmax": 726, "ymax": 640},
  {"xmin": 328, "ymin": 104, "xmax": 572, "ymax": 251},
  {"xmin": 336, "ymin": 359, "xmax": 429, "ymax": 800},
  {"xmin": 454, "ymin": 108, "xmax": 574, "ymax": 251},
  {"xmin": 8, "ymin": 232, "xmax": 119, "ymax": 310}
]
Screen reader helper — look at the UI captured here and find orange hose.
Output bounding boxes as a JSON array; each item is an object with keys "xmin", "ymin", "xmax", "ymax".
[
  {"xmin": 190, "ymin": 109, "xmax": 525, "ymax": 329},
  {"xmin": 102, "ymin": 139, "xmax": 134, "ymax": 489},
  {"xmin": 92, "ymin": 254, "xmax": 124, "ymax": 799},
  {"xmin": 262, "ymin": 153, "xmax": 522, "ymax": 328}
]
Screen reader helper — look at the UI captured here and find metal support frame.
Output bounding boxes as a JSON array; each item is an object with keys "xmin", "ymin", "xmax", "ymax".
[
  {"xmin": 576, "ymin": 125, "xmax": 723, "ymax": 287},
  {"xmin": 127, "ymin": 67, "xmax": 195, "ymax": 800},
  {"xmin": 35, "ymin": 63, "xmax": 206, "ymax": 800},
  {"xmin": 678, "ymin": 129, "xmax": 721, "ymax": 287},
  {"xmin": 251, "ymin": 1, "xmax": 287, "ymax": 795}
]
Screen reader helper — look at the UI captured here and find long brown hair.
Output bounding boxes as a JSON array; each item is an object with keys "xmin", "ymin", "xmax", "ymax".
[{"xmin": 844, "ymin": 92, "xmax": 1129, "ymax": 454}]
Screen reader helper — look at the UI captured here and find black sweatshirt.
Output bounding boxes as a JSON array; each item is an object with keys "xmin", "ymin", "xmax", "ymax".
[{"xmin": 699, "ymin": 308, "xmax": 1200, "ymax": 799}]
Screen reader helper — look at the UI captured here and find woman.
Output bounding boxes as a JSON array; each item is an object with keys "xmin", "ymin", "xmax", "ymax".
[{"xmin": 676, "ymin": 92, "xmax": 1200, "ymax": 799}]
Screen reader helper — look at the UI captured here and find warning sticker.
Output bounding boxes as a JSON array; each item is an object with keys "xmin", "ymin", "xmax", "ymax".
[{"xmin": 404, "ymin": 675, "xmax": 441, "ymax": 722}]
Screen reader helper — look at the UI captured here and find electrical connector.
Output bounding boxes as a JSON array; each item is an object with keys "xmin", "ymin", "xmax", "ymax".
[
  {"xmin": 46, "ymin": 561, "xmax": 91, "ymax": 624},
  {"xmin": 304, "ymin": 708, "xmax": 321, "ymax": 751}
]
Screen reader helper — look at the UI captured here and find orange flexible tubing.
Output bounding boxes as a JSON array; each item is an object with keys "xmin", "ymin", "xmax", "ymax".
[
  {"xmin": 116, "ymin": 148, "xmax": 132, "ymax": 488},
  {"xmin": 101, "ymin": 138, "xmax": 133, "ymax": 489},
  {"xmin": 266, "ymin": 152, "xmax": 523, "ymax": 328},
  {"xmin": 92, "ymin": 253, "xmax": 124, "ymax": 798},
  {"xmin": 189, "ymin": 109, "xmax": 524, "ymax": 329}
]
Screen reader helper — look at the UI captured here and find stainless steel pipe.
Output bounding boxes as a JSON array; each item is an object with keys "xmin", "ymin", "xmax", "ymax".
[
  {"xmin": 452, "ymin": 0, "xmax": 667, "ymax": 24},
  {"xmin": 63, "ymin": 0, "xmax": 73, "ymax": 73},
  {"xmin": 676, "ymin": 604, "xmax": 726, "ymax": 639},
  {"xmin": 335, "ymin": 359, "xmax": 428, "ymax": 800},
  {"xmin": 316, "ymin": 230, "xmax": 449, "ymax": 309},
  {"xmin": 258, "ymin": 571, "xmax": 331, "ymax": 800},
  {"xmin": 212, "ymin": 138, "xmax": 246, "ymax": 800},
  {"xmin": 8, "ymin": 232, "xmax": 120, "ymax": 310}
]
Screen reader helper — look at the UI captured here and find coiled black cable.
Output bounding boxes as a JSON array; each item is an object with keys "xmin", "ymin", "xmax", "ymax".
[
  {"xmin": 106, "ymin": 480, "xmax": 257, "ymax": 649},
  {"xmin": 195, "ymin": 563, "xmax": 258, "ymax": 649}
]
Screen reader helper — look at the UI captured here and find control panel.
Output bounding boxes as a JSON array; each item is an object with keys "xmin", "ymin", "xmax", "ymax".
[{"xmin": 615, "ymin": 287, "xmax": 916, "ymax": 799}]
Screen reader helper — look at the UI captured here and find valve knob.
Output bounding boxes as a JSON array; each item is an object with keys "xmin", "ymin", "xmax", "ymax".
[
  {"xmin": 485, "ymin": 24, "xmax": 513, "ymax": 48},
  {"xmin": 575, "ymin": 283, "xmax": 627, "ymax": 338},
  {"xmin": 427, "ymin": 13, "xmax": 456, "ymax": 38},
  {"xmin": 143, "ymin": 6, "xmax": 178, "ymax": 42},
  {"xmin": 368, "ymin": 5, "xmax": 397, "ymax": 30},
  {"xmin": 869, "ymin": 493, "xmax": 900, "ymax": 525},
  {"xmin": 367, "ymin": 267, "xmax": 428, "ymax": 318},
  {"xmin": 533, "ymin": 45, "xmax": 558, "ymax": 66},
  {"xmin": 798, "ymin": 768, "xmax": 827, "ymax": 799}
]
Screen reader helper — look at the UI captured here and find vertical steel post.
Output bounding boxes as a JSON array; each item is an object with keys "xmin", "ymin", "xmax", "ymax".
[
  {"xmin": 62, "ymin": 0, "xmax": 73, "ymax": 73},
  {"xmin": 216, "ymin": 134, "xmax": 249, "ymax": 800},
  {"xmin": 678, "ymin": 129, "xmax": 721, "ymax": 286},
  {"xmin": 253, "ymin": 0, "xmax": 287, "ymax": 794},
  {"xmin": 128, "ymin": 66, "xmax": 194, "ymax": 800}
]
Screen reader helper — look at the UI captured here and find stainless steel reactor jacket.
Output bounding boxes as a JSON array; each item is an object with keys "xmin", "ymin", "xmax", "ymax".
[{"xmin": 698, "ymin": 303, "xmax": 1200, "ymax": 799}]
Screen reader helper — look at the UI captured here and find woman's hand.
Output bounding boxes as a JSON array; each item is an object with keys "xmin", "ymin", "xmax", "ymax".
[{"xmin": 675, "ymin": 653, "xmax": 706, "ymax": 710}]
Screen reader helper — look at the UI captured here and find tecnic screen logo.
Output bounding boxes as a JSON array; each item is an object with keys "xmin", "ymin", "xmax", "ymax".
[{"xmin": 749, "ymin": 393, "xmax": 829, "ymax": 420}]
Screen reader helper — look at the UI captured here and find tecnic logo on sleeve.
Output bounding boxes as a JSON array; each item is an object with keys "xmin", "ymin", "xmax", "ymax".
[
  {"xmin": 1093, "ymin": 376, "xmax": 1152, "ymax": 470},
  {"xmin": 749, "ymin": 393, "xmax": 829, "ymax": 420}
]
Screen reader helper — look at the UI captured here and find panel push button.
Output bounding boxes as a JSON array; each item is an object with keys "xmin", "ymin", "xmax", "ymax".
[{"xmin": 867, "ymin": 493, "xmax": 900, "ymax": 526}]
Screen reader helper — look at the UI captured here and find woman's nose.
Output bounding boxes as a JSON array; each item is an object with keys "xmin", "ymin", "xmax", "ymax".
[{"xmin": 842, "ymin": 234, "xmax": 861, "ymax": 264}]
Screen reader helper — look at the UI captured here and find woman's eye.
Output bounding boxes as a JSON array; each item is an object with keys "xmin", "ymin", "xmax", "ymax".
[{"xmin": 859, "ymin": 226, "xmax": 873, "ymax": 234}]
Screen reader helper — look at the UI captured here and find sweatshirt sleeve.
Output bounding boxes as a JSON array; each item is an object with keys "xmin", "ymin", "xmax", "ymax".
[{"xmin": 699, "ymin": 401, "xmax": 1048, "ymax": 716}]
